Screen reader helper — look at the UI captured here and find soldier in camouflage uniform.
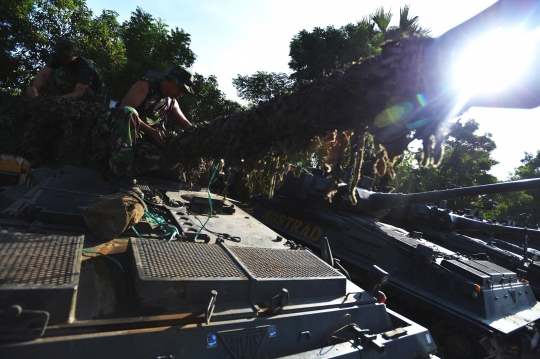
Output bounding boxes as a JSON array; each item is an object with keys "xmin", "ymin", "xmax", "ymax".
[
  {"xmin": 26, "ymin": 37, "xmax": 107, "ymax": 105},
  {"xmin": 94, "ymin": 66, "xmax": 194, "ymax": 177}
]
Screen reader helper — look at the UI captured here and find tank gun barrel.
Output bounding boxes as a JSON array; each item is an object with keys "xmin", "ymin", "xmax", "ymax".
[
  {"xmin": 449, "ymin": 215, "xmax": 540, "ymax": 238},
  {"xmin": 368, "ymin": 178, "xmax": 540, "ymax": 212}
]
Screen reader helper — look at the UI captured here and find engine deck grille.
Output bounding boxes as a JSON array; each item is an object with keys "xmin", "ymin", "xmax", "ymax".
[
  {"xmin": 130, "ymin": 240, "xmax": 347, "ymax": 307},
  {"xmin": 136, "ymin": 241, "xmax": 245, "ymax": 279},
  {"xmin": 0, "ymin": 230, "xmax": 83, "ymax": 285},
  {"xmin": 229, "ymin": 247, "xmax": 343, "ymax": 278},
  {"xmin": 0, "ymin": 230, "xmax": 83, "ymax": 323}
]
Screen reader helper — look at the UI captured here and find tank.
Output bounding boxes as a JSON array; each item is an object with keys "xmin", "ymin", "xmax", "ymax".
[
  {"xmin": 385, "ymin": 202, "xmax": 540, "ymax": 298},
  {"xmin": 0, "ymin": 165, "xmax": 438, "ymax": 359},
  {"xmin": 251, "ymin": 169, "xmax": 540, "ymax": 359}
]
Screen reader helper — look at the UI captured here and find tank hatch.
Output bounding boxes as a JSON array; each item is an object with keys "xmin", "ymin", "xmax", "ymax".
[
  {"xmin": 0, "ymin": 230, "xmax": 83, "ymax": 333},
  {"xmin": 130, "ymin": 240, "xmax": 346, "ymax": 311}
]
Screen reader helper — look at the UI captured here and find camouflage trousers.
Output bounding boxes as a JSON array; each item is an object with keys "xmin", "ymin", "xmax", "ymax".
[
  {"xmin": 93, "ymin": 107, "xmax": 165, "ymax": 176},
  {"xmin": 49, "ymin": 68, "xmax": 107, "ymax": 105}
]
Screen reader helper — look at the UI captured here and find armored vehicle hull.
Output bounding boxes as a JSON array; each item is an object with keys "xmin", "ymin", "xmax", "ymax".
[
  {"xmin": 386, "ymin": 204, "xmax": 540, "ymax": 298},
  {"xmin": 252, "ymin": 171, "xmax": 540, "ymax": 359},
  {"xmin": 0, "ymin": 165, "xmax": 437, "ymax": 359}
]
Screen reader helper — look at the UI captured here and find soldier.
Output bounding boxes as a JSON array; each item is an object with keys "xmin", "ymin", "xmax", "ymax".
[
  {"xmin": 93, "ymin": 65, "xmax": 193, "ymax": 178},
  {"xmin": 26, "ymin": 37, "xmax": 107, "ymax": 105}
]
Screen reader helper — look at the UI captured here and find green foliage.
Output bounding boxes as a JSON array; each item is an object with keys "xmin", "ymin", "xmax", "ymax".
[
  {"xmin": 1, "ymin": 0, "xmax": 81, "ymax": 91},
  {"xmin": 117, "ymin": 7, "xmax": 196, "ymax": 97},
  {"xmin": 392, "ymin": 120, "xmax": 498, "ymax": 192},
  {"xmin": 232, "ymin": 71, "xmax": 294, "ymax": 106},
  {"xmin": 388, "ymin": 120, "xmax": 498, "ymax": 211},
  {"xmin": 78, "ymin": 10, "xmax": 126, "ymax": 99},
  {"xmin": 288, "ymin": 23, "xmax": 383, "ymax": 81},
  {"xmin": 181, "ymin": 74, "xmax": 244, "ymax": 125},
  {"xmin": 389, "ymin": 121, "xmax": 540, "ymax": 222},
  {"xmin": 486, "ymin": 151, "xmax": 540, "ymax": 223},
  {"xmin": 370, "ymin": 7, "xmax": 392, "ymax": 34},
  {"xmin": 288, "ymin": 4, "xmax": 428, "ymax": 81}
]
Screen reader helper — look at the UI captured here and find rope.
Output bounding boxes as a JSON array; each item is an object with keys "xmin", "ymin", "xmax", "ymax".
[
  {"xmin": 132, "ymin": 208, "xmax": 180, "ymax": 242},
  {"xmin": 82, "ymin": 249, "xmax": 125, "ymax": 273},
  {"xmin": 195, "ymin": 163, "xmax": 220, "ymax": 241},
  {"xmin": 122, "ymin": 188, "xmax": 180, "ymax": 241}
]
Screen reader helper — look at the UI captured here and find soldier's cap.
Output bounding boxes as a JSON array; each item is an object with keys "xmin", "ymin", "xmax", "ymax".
[
  {"xmin": 164, "ymin": 66, "xmax": 195, "ymax": 95},
  {"xmin": 54, "ymin": 37, "xmax": 82, "ymax": 57}
]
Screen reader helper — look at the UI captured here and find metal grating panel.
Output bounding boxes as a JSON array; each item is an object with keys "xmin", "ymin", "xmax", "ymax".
[
  {"xmin": 229, "ymin": 247, "xmax": 342, "ymax": 278},
  {"xmin": 135, "ymin": 241, "xmax": 245, "ymax": 279},
  {"xmin": 0, "ymin": 230, "xmax": 83, "ymax": 285}
]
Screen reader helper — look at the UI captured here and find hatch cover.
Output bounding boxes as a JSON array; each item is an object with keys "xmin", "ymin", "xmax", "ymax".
[{"xmin": 0, "ymin": 230, "xmax": 83, "ymax": 323}]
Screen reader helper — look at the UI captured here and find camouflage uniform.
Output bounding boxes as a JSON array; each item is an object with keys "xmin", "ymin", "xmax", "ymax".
[
  {"xmin": 94, "ymin": 66, "xmax": 195, "ymax": 176},
  {"xmin": 94, "ymin": 77, "xmax": 179, "ymax": 176},
  {"xmin": 44, "ymin": 38, "xmax": 107, "ymax": 105}
]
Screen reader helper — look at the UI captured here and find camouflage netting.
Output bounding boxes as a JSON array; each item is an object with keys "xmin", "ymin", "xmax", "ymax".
[
  {"xmin": 11, "ymin": 95, "xmax": 109, "ymax": 166},
  {"xmin": 10, "ymin": 37, "xmax": 453, "ymax": 194},
  {"xmin": 164, "ymin": 37, "xmax": 450, "ymax": 182}
]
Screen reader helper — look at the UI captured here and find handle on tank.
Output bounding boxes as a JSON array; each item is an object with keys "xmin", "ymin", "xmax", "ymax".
[{"xmin": 368, "ymin": 178, "xmax": 540, "ymax": 211}]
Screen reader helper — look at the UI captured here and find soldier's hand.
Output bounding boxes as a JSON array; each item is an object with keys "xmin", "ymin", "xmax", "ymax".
[
  {"xmin": 148, "ymin": 128, "xmax": 166, "ymax": 147},
  {"xmin": 26, "ymin": 87, "xmax": 38, "ymax": 98}
]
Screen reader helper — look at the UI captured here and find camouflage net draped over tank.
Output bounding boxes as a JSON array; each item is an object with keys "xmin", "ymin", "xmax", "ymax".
[
  {"xmin": 11, "ymin": 95, "xmax": 108, "ymax": 166},
  {"xmin": 164, "ymin": 36, "xmax": 450, "ymax": 182},
  {"xmin": 11, "ymin": 37, "xmax": 450, "ymax": 191}
]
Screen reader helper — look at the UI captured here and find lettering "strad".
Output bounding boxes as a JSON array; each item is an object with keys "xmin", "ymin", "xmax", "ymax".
[{"xmin": 262, "ymin": 209, "xmax": 322, "ymax": 242}]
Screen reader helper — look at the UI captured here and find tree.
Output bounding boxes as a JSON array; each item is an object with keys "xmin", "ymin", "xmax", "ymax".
[
  {"xmin": 371, "ymin": 5, "xmax": 430, "ymax": 41},
  {"xmin": 485, "ymin": 151, "xmax": 540, "ymax": 223},
  {"xmin": 288, "ymin": 5, "xmax": 428, "ymax": 81},
  {"xmin": 288, "ymin": 23, "xmax": 382, "ymax": 81},
  {"xmin": 78, "ymin": 10, "xmax": 126, "ymax": 100},
  {"xmin": 117, "ymin": 7, "xmax": 196, "ymax": 96},
  {"xmin": 181, "ymin": 74, "xmax": 243, "ymax": 124},
  {"xmin": 391, "ymin": 120, "xmax": 499, "ymax": 195},
  {"xmin": 232, "ymin": 71, "xmax": 294, "ymax": 106},
  {"xmin": 0, "ymin": 0, "xmax": 89, "ymax": 92}
]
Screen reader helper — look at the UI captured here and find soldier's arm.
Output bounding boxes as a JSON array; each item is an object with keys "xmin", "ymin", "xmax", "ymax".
[
  {"xmin": 27, "ymin": 67, "xmax": 54, "ymax": 98},
  {"xmin": 61, "ymin": 83, "xmax": 90, "ymax": 100},
  {"xmin": 170, "ymin": 100, "xmax": 192, "ymax": 130},
  {"xmin": 120, "ymin": 81, "xmax": 166, "ymax": 147}
]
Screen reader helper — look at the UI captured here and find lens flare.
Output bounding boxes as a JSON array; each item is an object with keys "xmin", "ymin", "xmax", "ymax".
[
  {"xmin": 454, "ymin": 27, "xmax": 539, "ymax": 98},
  {"xmin": 374, "ymin": 102, "xmax": 413, "ymax": 127}
]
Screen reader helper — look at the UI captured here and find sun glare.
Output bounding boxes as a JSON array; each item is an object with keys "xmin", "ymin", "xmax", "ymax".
[{"xmin": 454, "ymin": 27, "xmax": 538, "ymax": 98}]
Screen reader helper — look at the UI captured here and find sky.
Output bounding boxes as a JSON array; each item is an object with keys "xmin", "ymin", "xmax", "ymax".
[{"xmin": 85, "ymin": 0, "xmax": 540, "ymax": 180}]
